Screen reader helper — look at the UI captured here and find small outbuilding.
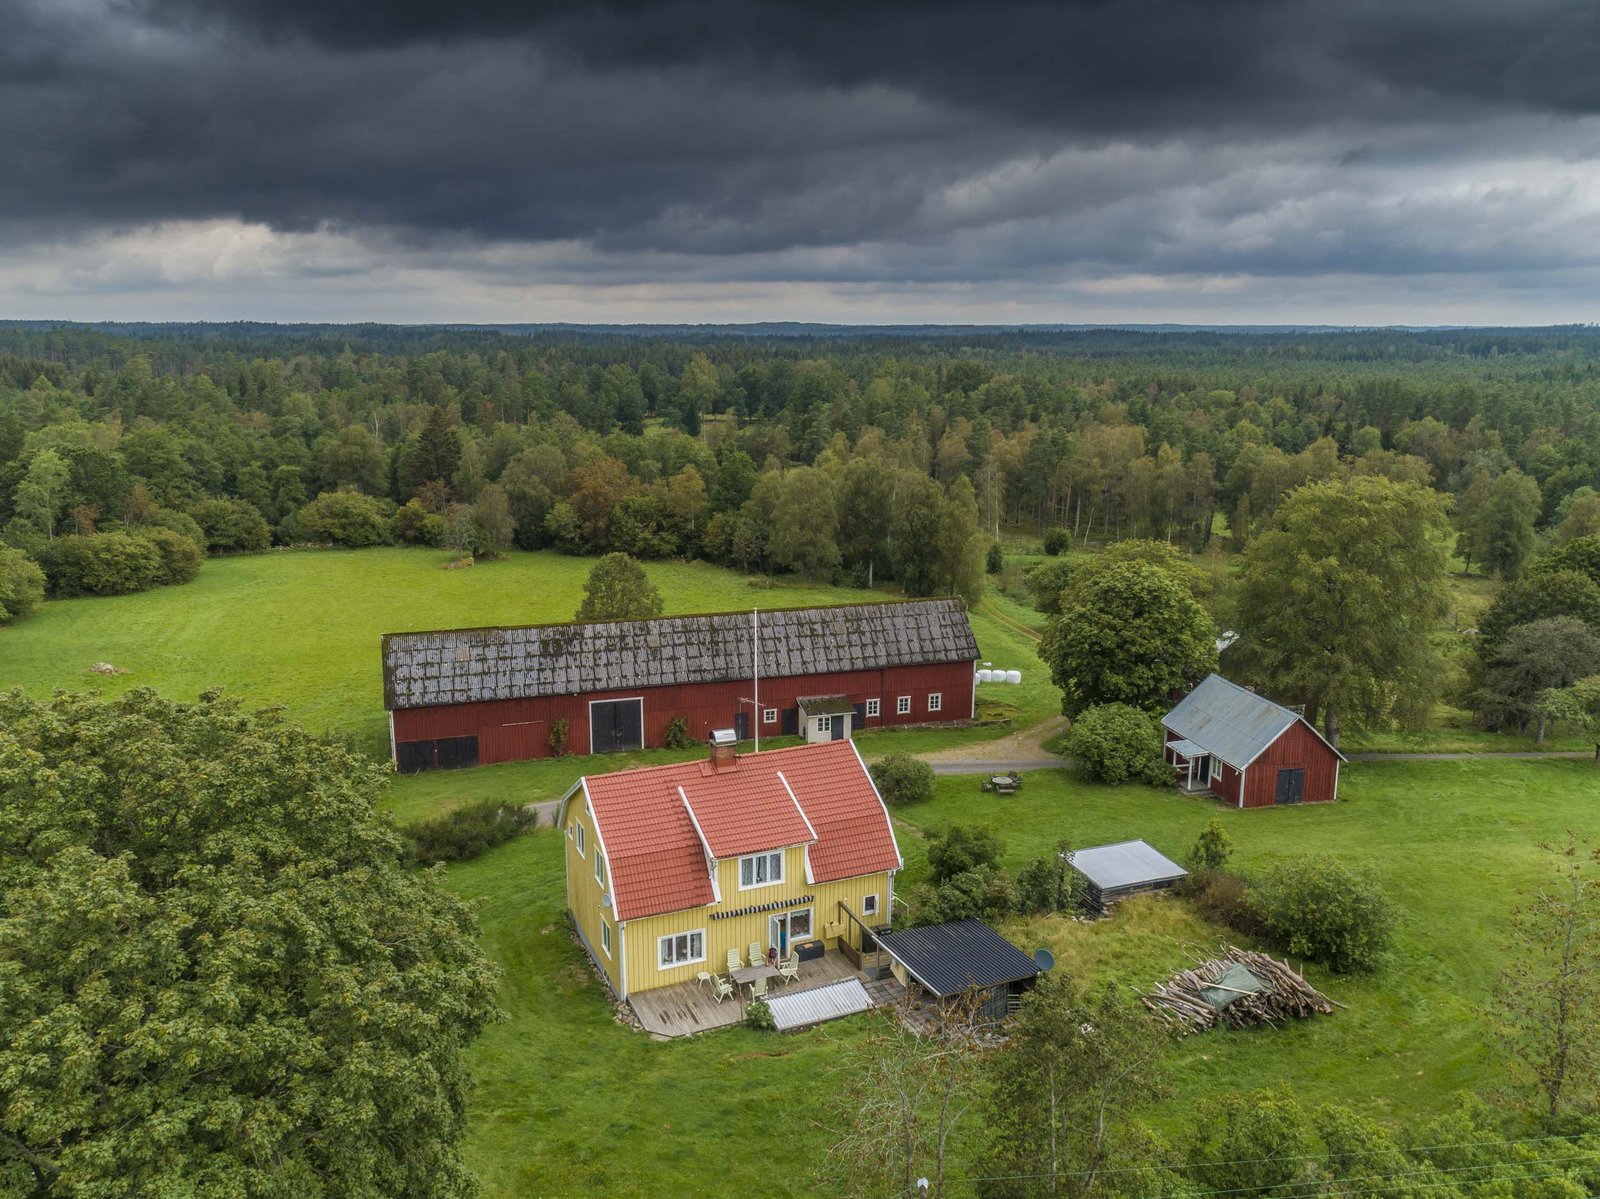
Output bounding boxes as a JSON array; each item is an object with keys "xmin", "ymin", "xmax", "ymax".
[
  {"xmin": 1069, "ymin": 840, "xmax": 1188, "ymax": 915},
  {"xmin": 875, "ymin": 919, "xmax": 1041, "ymax": 1022},
  {"xmin": 1162, "ymin": 674, "xmax": 1346, "ymax": 808}
]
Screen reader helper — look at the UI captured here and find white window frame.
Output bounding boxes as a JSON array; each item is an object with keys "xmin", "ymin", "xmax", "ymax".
[
  {"xmin": 787, "ymin": 906, "xmax": 813, "ymax": 940},
  {"xmin": 814, "ymin": 716, "xmax": 830, "ymax": 735},
  {"xmin": 739, "ymin": 851, "xmax": 785, "ymax": 890},
  {"xmin": 594, "ymin": 850, "xmax": 606, "ymax": 888},
  {"xmin": 658, "ymin": 929, "xmax": 706, "ymax": 969},
  {"xmin": 927, "ymin": 692, "xmax": 942, "ymax": 713},
  {"xmin": 575, "ymin": 823, "xmax": 586, "ymax": 858},
  {"xmin": 896, "ymin": 695, "xmax": 911, "ymax": 716},
  {"xmin": 862, "ymin": 893, "xmax": 879, "ymax": 917},
  {"xmin": 600, "ymin": 919, "xmax": 612, "ymax": 958},
  {"xmin": 865, "ymin": 698, "xmax": 880, "ymax": 718},
  {"xmin": 763, "ymin": 707, "xmax": 778, "ymax": 724}
]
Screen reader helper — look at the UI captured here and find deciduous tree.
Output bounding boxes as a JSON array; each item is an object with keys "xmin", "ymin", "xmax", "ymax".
[{"xmin": 575, "ymin": 551, "xmax": 664, "ymax": 621}]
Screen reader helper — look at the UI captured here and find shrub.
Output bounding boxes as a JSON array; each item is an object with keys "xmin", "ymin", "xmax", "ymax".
[
  {"xmin": 0, "ymin": 547, "xmax": 46, "ymax": 623},
  {"xmin": 1067, "ymin": 703, "xmax": 1170, "ymax": 784},
  {"xmin": 1183, "ymin": 870, "xmax": 1262, "ymax": 938},
  {"xmin": 986, "ymin": 542, "xmax": 1004, "ymax": 574},
  {"xmin": 190, "ymin": 497, "xmax": 271, "ymax": 553},
  {"xmin": 1042, "ymin": 528, "xmax": 1069, "ymax": 555},
  {"xmin": 140, "ymin": 526, "xmax": 204, "ymax": 585},
  {"xmin": 1187, "ymin": 816, "xmax": 1234, "ymax": 873},
  {"xmin": 910, "ymin": 864, "xmax": 1016, "ymax": 925},
  {"xmin": 745, "ymin": 998, "xmax": 776, "ymax": 1030},
  {"xmin": 295, "ymin": 490, "xmax": 391, "ymax": 547},
  {"xmin": 548, "ymin": 718, "xmax": 570, "ymax": 758},
  {"xmin": 146, "ymin": 506, "xmax": 208, "ymax": 548},
  {"xmin": 1251, "ymin": 856, "xmax": 1396, "ymax": 973},
  {"xmin": 392, "ymin": 498, "xmax": 444, "ymax": 545},
  {"xmin": 40, "ymin": 532, "xmax": 165, "ymax": 597},
  {"xmin": 1015, "ymin": 848, "xmax": 1082, "ymax": 914},
  {"xmin": 870, "ymin": 752, "xmax": 935, "ymax": 806},
  {"xmin": 403, "ymin": 799, "xmax": 537, "ymax": 865},
  {"xmin": 662, "ymin": 716, "xmax": 694, "ymax": 749},
  {"xmin": 926, "ymin": 823, "xmax": 1003, "ymax": 884}
]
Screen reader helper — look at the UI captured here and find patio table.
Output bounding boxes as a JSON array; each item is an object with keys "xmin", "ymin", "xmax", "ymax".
[{"xmin": 730, "ymin": 964, "xmax": 780, "ymax": 986}]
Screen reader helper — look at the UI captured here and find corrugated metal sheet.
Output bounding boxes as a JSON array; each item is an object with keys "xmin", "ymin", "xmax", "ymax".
[
  {"xmin": 767, "ymin": 979, "xmax": 875, "ymax": 1030},
  {"xmin": 1162, "ymin": 674, "xmax": 1304, "ymax": 769},
  {"xmin": 381, "ymin": 599, "xmax": 979, "ymax": 711},
  {"xmin": 875, "ymin": 919, "xmax": 1039, "ymax": 998},
  {"xmin": 1069, "ymin": 840, "xmax": 1188, "ymax": 890}
]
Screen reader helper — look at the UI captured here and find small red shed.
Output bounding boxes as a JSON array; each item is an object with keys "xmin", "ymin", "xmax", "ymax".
[
  {"xmin": 381, "ymin": 598, "xmax": 979, "ymax": 771},
  {"xmin": 1161, "ymin": 674, "xmax": 1346, "ymax": 807}
]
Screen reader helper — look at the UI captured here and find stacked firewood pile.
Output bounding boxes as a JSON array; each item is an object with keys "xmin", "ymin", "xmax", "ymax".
[{"xmin": 1142, "ymin": 946, "xmax": 1340, "ymax": 1034}]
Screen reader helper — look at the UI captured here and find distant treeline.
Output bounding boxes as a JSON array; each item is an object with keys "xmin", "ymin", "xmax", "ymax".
[{"xmin": 1, "ymin": 323, "xmax": 1598, "ymax": 613}]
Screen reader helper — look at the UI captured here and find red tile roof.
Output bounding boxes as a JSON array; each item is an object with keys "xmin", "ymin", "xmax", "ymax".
[{"xmin": 579, "ymin": 740, "xmax": 901, "ymax": 922}]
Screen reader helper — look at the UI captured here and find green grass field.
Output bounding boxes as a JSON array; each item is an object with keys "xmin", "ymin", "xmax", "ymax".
[{"xmin": 444, "ymin": 756, "xmax": 1600, "ymax": 1195}]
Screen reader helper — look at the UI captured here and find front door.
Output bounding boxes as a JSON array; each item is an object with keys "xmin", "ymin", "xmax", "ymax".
[
  {"xmin": 1196, "ymin": 754, "xmax": 1211, "ymax": 784},
  {"xmin": 830, "ymin": 714, "xmax": 845, "ymax": 741},
  {"xmin": 1275, "ymin": 767, "xmax": 1305, "ymax": 805}
]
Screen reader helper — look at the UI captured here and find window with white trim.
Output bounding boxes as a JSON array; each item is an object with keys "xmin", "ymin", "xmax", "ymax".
[
  {"xmin": 896, "ymin": 695, "xmax": 911, "ymax": 715},
  {"xmin": 739, "ymin": 851, "xmax": 784, "ymax": 889},
  {"xmin": 865, "ymin": 698, "xmax": 880, "ymax": 718},
  {"xmin": 788, "ymin": 907, "xmax": 813, "ymax": 940},
  {"xmin": 594, "ymin": 850, "xmax": 606, "ymax": 888},
  {"xmin": 658, "ymin": 929, "xmax": 705, "ymax": 968},
  {"xmin": 814, "ymin": 716, "xmax": 830, "ymax": 734},
  {"xmin": 927, "ymin": 692, "xmax": 942, "ymax": 713},
  {"xmin": 600, "ymin": 920, "xmax": 612, "ymax": 958},
  {"xmin": 575, "ymin": 823, "xmax": 586, "ymax": 858},
  {"xmin": 763, "ymin": 708, "xmax": 778, "ymax": 724},
  {"xmin": 862, "ymin": 893, "xmax": 879, "ymax": 917}
]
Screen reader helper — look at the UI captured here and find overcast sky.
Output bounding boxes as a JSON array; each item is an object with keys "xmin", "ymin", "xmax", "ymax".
[{"xmin": 5, "ymin": 0, "xmax": 1600, "ymax": 324}]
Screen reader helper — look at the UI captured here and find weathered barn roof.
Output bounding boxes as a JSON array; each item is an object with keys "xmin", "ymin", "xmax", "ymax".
[
  {"xmin": 567, "ymin": 739, "xmax": 901, "ymax": 922},
  {"xmin": 1069, "ymin": 840, "xmax": 1188, "ymax": 892},
  {"xmin": 381, "ymin": 598, "xmax": 978, "ymax": 711},
  {"xmin": 1162, "ymin": 674, "xmax": 1346, "ymax": 769},
  {"xmin": 875, "ymin": 919, "xmax": 1039, "ymax": 999},
  {"xmin": 797, "ymin": 694, "xmax": 854, "ymax": 716}
]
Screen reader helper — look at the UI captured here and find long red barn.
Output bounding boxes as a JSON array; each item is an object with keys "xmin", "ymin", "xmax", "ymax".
[{"xmin": 381, "ymin": 598, "xmax": 980, "ymax": 770}]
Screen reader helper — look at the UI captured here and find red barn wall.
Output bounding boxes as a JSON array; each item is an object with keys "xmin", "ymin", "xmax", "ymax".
[
  {"xmin": 1239, "ymin": 720, "xmax": 1339, "ymax": 808},
  {"xmin": 1209, "ymin": 761, "xmax": 1243, "ymax": 805},
  {"xmin": 390, "ymin": 660, "xmax": 976, "ymax": 766}
]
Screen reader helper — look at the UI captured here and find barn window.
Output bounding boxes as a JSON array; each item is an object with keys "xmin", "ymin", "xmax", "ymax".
[
  {"xmin": 658, "ymin": 929, "xmax": 705, "ymax": 969},
  {"xmin": 763, "ymin": 708, "xmax": 777, "ymax": 724},
  {"xmin": 927, "ymin": 692, "xmax": 942, "ymax": 713},
  {"xmin": 865, "ymin": 698, "xmax": 880, "ymax": 718},
  {"xmin": 739, "ymin": 851, "xmax": 784, "ymax": 889},
  {"xmin": 896, "ymin": 696, "xmax": 911, "ymax": 715}
]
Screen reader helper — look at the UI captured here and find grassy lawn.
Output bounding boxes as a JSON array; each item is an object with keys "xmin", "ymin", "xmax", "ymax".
[{"xmin": 437, "ymin": 755, "xmax": 1600, "ymax": 1196}]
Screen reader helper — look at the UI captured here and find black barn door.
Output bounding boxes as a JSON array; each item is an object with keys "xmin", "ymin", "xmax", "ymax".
[
  {"xmin": 590, "ymin": 699, "xmax": 644, "ymax": 753},
  {"xmin": 734, "ymin": 710, "xmax": 750, "ymax": 740},
  {"xmin": 830, "ymin": 714, "xmax": 845, "ymax": 740},
  {"xmin": 781, "ymin": 708, "xmax": 799, "ymax": 736},
  {"xmin": 1275, "ymin": 767, "xmax": 1305, "ymax": 805}
]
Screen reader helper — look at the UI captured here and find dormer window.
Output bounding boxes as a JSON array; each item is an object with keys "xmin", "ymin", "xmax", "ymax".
[{"xmin": 739, "ymin": 851, "xmax": 784, "ymax": 889}]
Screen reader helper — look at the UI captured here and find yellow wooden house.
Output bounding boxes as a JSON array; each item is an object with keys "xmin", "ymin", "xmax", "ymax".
[{"xmin": 559, "ymin": 733, "xmax": 901, "ymax": 1000}]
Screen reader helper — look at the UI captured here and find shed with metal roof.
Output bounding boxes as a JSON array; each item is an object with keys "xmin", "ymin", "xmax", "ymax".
[
  {"xmin": 1161, "ymin": 674, "xmax": 1346, "ymax": 808},
  {"xmin": 1069, "ymin": 840, "xmax": 1188, "ymax": 914},
  {"xmin": 875, "ymin": 919, "xmax": 1041, "ymax": 1021}
]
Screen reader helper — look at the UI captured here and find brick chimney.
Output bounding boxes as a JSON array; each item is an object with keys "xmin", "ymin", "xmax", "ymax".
[{"xmin": 708, "ymin": 728, "xmax": 738, "ymax": 771}]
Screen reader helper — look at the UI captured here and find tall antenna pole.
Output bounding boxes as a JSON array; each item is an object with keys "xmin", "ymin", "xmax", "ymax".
[{"xmin": 752, "ymin": 607, "xmax": 760, "ymax": 752}]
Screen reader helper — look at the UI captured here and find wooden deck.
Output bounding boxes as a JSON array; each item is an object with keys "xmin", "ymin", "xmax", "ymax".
[{"xmin": 630, "ymin": 952, "xmax": 891, "ymax": 1037}]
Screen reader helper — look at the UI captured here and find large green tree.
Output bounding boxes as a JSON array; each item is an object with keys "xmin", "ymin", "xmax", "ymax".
[
  {"xmin": 575, "ymin": 551, "xmax": 664, "ymax": 621},
  {"xmin": 1041, "ymin": 559, "xmax": 1218, "ymax": 717},
  {"xmin": 1234, "ymin": 476, "xmax": 1451, "ymax": 745},
  {"xmin": 1475, "ymin": 617, "xmax": 1600, "ymax": 741},
  {"xmin": 0, "ymin": 689, "xmax": 498, "ymax": 1198},
  {"xmin": 1455, "ymin": 469, "xmax": 1541, "ymax": 578}
]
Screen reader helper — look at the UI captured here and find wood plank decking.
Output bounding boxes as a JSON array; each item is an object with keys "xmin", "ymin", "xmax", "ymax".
[{"xmin": 630, "ymin": 952, "xmax": 894, "ymax": 1037}]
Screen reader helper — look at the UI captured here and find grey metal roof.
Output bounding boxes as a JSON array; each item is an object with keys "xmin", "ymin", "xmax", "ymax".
[
  {"xmin": 1162, "ymin": 673, "xmax": 1340, "ymax": 769},
  {"xmin": 381, "ymin": 598, "xmax": 979, "ymax": 710},
  {"xmin": 875, "ymin": 919, "xmax": 1039, "ymax": 998},
  {"xmin": 766, "ymin": 979, "xmax": 875, "ymax": 1030},
  {"xmin": 1069, "ymin": 840, "xmax": 1188, "ymax": 891}
]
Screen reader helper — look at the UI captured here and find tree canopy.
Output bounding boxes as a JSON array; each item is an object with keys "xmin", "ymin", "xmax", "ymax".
[
  {"xmin": 574, "ymin": 551, "xmax": 664, "ymax": 622},
  {"xmin": 1233, "ymin": 476, "xmax": 1451, "ymax": 745},
  {"xmin": 0, "ymin": 689, "xmax": 499, "ymax": 1198}
]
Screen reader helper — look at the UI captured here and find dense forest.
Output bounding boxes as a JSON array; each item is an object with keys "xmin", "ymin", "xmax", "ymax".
[{"xmin": 2, "ymin": 322, "xmax": 1600, "ymax": 619}]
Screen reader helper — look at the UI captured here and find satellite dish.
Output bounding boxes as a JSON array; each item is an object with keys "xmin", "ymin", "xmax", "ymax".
[{"xmin": 1034, "ymin": 948, "xmax": 1055, "ymax": 972}]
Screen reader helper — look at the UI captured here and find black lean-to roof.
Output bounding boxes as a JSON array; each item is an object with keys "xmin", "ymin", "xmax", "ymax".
[
  {"xmin": 381, "ymin": 598, "xmax": 979, "ymax": 711},
  {"xmin": 875, "ymin": 919, "xmax": 1040, "ymax": 998}
]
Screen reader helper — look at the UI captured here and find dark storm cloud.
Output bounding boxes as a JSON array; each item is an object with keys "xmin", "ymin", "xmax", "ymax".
[{"xmin": 6, "ymin": 0, "xmax": 1600, "ymax": 309}]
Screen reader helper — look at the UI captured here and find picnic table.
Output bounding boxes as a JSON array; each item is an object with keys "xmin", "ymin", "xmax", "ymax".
[
  {"xmin": 730, "ymin": 964, "xmax": 781, "ymax": 986},
  {"xmin": 981, "ymin": 771, "xmax": 1023, "ymax": 795}
]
